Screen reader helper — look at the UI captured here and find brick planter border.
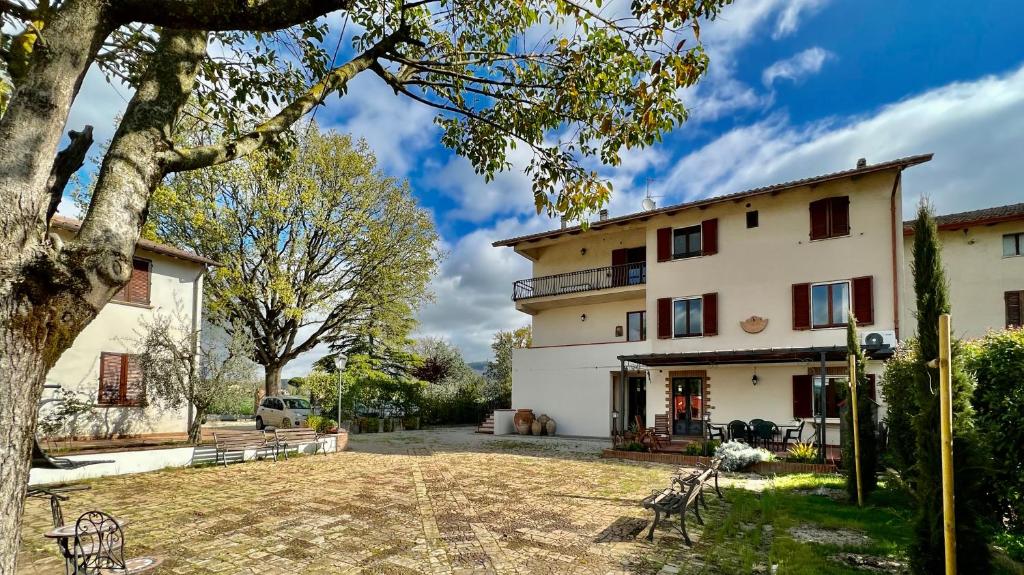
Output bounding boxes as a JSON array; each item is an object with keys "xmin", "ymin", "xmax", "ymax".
[{"xmin": 600, "ymin": 449, "xmax": 837, "ymax": 475}]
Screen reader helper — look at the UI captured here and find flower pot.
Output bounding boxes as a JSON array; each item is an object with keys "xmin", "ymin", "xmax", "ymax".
[
  {"xmin": 514, "ymin": 409, "xmax": 534, "ymax": 435},
  {"xmin": 531, "ymin": 420, "xmax": 543, "ymax": 436},
  {"xmin": 545, "ymin": 419, "xmax": 556, "ymax": 436}
]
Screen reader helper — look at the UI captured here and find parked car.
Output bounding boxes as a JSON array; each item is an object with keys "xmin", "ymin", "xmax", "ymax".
[{"xmin": 255, "ymin": 395, "xmax": 312, "ymax": 429}]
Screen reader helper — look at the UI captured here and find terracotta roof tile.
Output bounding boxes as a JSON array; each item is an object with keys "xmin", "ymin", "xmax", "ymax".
[
  {"xmin": 51, "ymin": 215, "xmax": 222, "ymax": 267},
  {"xmin": 903, "ymin": 202, "xmax": 1024, "ymax": 234}
]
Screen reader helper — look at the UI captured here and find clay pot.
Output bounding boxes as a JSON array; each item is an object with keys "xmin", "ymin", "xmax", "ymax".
[
  {"xmin": 545, "ymin": 419, "xmax": 557, "ymax": 436},
  {"xmin": 514, "ymin": 409, "xmax": 534, "ymax": 435},
  {"xmin": 531, "ymin": 420, "xmax": 543, "ymax": 436},
  {"xmin": 537, "ymin": 414, "xmax": 550, "ymax": 426}
]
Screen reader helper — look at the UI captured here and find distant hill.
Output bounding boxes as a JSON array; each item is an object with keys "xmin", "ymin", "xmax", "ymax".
[{"xmin": 467, "ymin": 361, "xmax": 488, "ymax": 375}]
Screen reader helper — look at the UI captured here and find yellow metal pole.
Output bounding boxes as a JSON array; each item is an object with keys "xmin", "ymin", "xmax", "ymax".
[
  {"xmin": 938, "ymin": 313, "xmax": 957, "ymax": 574},
  {"xmin": 848, "ymin": 354, "xmax": 863, "ymax": 507}
]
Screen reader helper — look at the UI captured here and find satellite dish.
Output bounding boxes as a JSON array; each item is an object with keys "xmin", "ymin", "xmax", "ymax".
[{"xmin": 642, "ymin": 197, "xmax": 656, "ymax": 211}]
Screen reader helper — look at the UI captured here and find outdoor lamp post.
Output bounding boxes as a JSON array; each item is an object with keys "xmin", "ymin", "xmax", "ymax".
[{"xmin": 334, "ymin": 354, "xmax": 348, "ymax": 431}]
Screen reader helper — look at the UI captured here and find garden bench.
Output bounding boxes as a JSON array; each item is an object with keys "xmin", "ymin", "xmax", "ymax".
[
  {"xmin": 643, "ymin": 458, "xmax": 724, "ymax": 545},
  {"xmin": 212, "ymin": 430, "xmax": 274, "ymax": 466},
  {"xmin": 271, "ymin": 428, "xmax": 330, "ymax": 459}
]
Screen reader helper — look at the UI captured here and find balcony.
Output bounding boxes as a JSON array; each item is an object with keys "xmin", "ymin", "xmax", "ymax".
[{"xmin": 512, "ymin": 262, "xmax": 646, "ymax": 313}]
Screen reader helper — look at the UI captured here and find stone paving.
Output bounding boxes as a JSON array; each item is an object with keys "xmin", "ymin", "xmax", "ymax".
[{"xmin": 17, "ymin": 428, "xmax": 735, "ymax": 574}]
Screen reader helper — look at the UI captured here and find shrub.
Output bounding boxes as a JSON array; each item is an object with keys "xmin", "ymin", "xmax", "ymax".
[
  {"xmin": 684, "ymin": 440, "xmax": 720, "ymax": 456},
  {"xmin": 714, "ymin": 440, "xmax": 774, "ymax": 471},
  {"xmin": 787, "ymin": 442, "xmax": 818, "ymax": 463},
  {"xmin": 965, "ymin": 327, "xmax": 1024, "ymax": 532},
  {"xmin": 993, "ymin": 531, "xmax": 1024, "ymax": 563},
  {"xmin": 359, "ymin": 416, "xmax": 379, "ymax": 433},
  {"xmin": 839, "ymin": 313, "xmax": 878, "ymax": 501},
  {"xmin": 402, "ymin": 416, "xmax": 420, "ymax": 430},
  {"xmin": 305, "ymin": 415, "xmax": 336, "ymax": 433},
  {"xmin": 617, "ymin": 441, "xmax": 646, "ymax": 452},
  {"xmin": 881, "ymin": 339, "xmax": 919, "ymax": 476}
]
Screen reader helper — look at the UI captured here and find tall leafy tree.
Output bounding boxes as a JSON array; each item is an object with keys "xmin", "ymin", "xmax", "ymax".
[
  {"xmin": 0, "ymin": 0, "xmax": 730, "ymax": 562},
  {"xmin": 908, "ymin": 202, "xmax": 990, "ymax": 574},
  {"xmin": 153, "ymin": 126, "xmax": 438, "ymax": 396},
  {"xmin": 840, "ymin": 313, "xmax": 878, "ymax": 501},
  {"xmin": 484, "ymin": 325, "xmax": 532, "ymax": 405}
]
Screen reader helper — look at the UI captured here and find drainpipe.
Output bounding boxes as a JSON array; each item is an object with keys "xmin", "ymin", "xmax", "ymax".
[
  {"xmin": 188, "ymin": 267, "xmax": 207, "ymax": 436},
  {"xmin": 889, "ymin": 172, "xmax": 903, "ymax": 340}
]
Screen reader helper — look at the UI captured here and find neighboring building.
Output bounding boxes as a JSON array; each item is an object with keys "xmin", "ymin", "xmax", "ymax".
[
  {"xmin": 41, "ymin": 215, "xmax": 220, "ymax": 439},
  {"xmin": 494, "ymin": 156, "xmax": 933, "ymax": 442},
  {"xmin": 901, "ymin": 203, "xmax": 1024, "ymax": 339}
]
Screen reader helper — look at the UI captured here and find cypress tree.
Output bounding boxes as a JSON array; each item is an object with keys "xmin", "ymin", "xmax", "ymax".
[
  {"xmin": 841, "ymin": 313, "xmax": 878, "ymax": 501},
  {"xmin": 909, "ymin": 201, "xmax": 990, "ymax": 574}
]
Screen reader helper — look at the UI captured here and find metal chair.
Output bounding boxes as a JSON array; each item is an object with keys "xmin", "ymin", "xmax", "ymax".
[
  {"xmin": 753, "ymin": 420, "xmax": 780, "ymax": 450},
  {"xmin": 72, "ymin": 511, "xmax": 125, "ymax": 574},
  {"xmin": 727, "ymin": 420, "xmax": 749, "ymax": 442}
]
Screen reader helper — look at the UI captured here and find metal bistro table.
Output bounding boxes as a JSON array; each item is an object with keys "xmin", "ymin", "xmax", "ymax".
[{"xmin": 43, "ymin": 517, "xmax": 129, "ymax": 574}]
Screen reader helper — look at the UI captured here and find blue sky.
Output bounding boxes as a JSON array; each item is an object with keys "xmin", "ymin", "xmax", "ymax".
[{"xmin": 60, "ymin": 0, "xmax": 1024, "ymax": 372}]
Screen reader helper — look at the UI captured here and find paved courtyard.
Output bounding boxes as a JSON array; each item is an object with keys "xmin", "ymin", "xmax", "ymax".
[{"xmin": 17, "ymin": 428, "xmax": 735, "ymax": 574}]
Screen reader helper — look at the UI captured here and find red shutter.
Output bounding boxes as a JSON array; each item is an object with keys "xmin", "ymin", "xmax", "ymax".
[
  {"xmin": 792, "ymin": 283, "xmax": 811, "ymax": 330},
  {"xmin": 831, "ymin": 196, "xmax": 850, "ymax": 236},
  {"xmin": 852, "ymin": 276, "xmax": 874, "ymax": 326},
  {"xmin": 702, "ymin": 292, "xmax": 718, "ymax": 336},
  {"xmin": 657, "ymin": 297, "xmax": 672, "ymax": 339},
  {"xmin": 98, "ymin": 353, "xmax": 123, "ymax": 405},
  {"xmin": 792, "ymin": 375, "xmax": 812, "ymax": 418},
  {"xmin": 611, "ymin": 248, "xmax": 627, "ymax": 287},
  {"xmin": 867, "ymin": 374, "xmax": 876, "ymax": 401},
  {"xmin": 701, "ymin": 218, "xmax": 718, "ymax": 256},
  {"xmin": 128, "ymin": 259, "xmax": 151, "ymax": 304},
  {"xmin": 1006, "ymin": 291, "xmax": 1023, "ymax": 328},
  {"xmin": 124, "ymin": 355, "xmax": 145, "ymax": 406},
  {"xmin": 809, "ymin": 199, "xmax": 829, "ymax": 240},
  {"xmin": 656, "ymin": 228, "xmax": 672, "ymax": 262}
]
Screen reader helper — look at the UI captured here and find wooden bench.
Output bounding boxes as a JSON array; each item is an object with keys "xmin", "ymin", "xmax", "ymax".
[
  {"xmin": 642, "ymin": 458, "xmax": 724, "ymax": 545},
  {"xmin": 271, "ymin": 428, "xmax": 330, "ymax": 459},
  {"xmin": 212, "ymin": 430, "xmax": 273, "ymax": 466}
]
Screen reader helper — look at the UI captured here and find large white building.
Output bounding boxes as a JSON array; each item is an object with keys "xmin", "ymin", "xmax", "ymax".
[
  {"xmin": 494, "ymin": 156, "xmax": 1024, "ymax": 444},
  {"xmin": 42, "ymin": 216, "xmax": 219, "ymax": 439}
]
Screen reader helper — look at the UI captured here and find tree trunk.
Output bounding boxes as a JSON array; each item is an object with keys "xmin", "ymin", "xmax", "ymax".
[
  {"xmin": 187, "ymin": 409, "xmax": 204, "ymax": 444},
  {"xmin": 265, "ymin": 364, "xmax": 283, "ymax": 397}
]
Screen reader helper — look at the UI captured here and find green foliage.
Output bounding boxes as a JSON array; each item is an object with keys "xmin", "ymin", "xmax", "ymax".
[
  {"xmin": 483, "ymin": 326, "xmax": 532, "ymax": 407},
  {"xmin": 908, "ymin": 202, "xmax": 991, "ymax": 574},
  {"xmin": 787, "ymin": 442, "xmax": 819, "ymax": 464},
  {"xmin": 617, "ymin": 441, "xmax": 647, "ymax": 452},
  {"xmin": 358, "ymin": 416, "xmax": 380, "ymax": 433},
  {"xmin": 37, "ymin": 390, "xmax": 93, "ymax": 447},
  {"xmin": 839, "ymin": 314, "xmax": 878, "ymax": 501},
  {"xmin": 305, "ymin": 415, "xmax": 336, "ymax": 434},
  {"xmin": 993, "ymin": 530, "xmax": 1024, "ymax": 563},
  {"xmin": 402, "ymin": 416, "xmax": 420, "ymax": 431},
  {"xmin": 965, "ymin": 328, "xmax": 1024, "ymax": 532},
  {"xmin": 881, "ymin": 338, "xmax": 920, "ymax": 476},
  {"xmin": 684, "ymin": 440, "xmax": 719, "ymax": 456}
]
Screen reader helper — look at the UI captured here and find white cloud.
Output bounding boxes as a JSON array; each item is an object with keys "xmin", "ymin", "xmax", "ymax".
[
  {"xmin": 773, "ymin": 0, "xmax": 829, "ymax": 39},
  {"xmin": 762, "ymin": 47, "xmax": 833, "ymax": 86},
  {"xmin": 658, "ymin": 63, "xmax": 1024, "ymax": 215}
]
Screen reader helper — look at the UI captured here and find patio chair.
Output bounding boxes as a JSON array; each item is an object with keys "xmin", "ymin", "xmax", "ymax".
[
  {"xmin": 651, "ymin": 414, "xmax": 672, "ymax": 450},
  {"xmin": 704, "ymin": 421, "xmax": 726, "ymax": 442},
  {"xmin": 782, "ymin": 420, "xmax": 806, "ymax": 447},
  {"xmin": 752, "ymin": 420, "xmax": 780, "ymax": 450},
  {"xmin": 71, "ymin": 511, "xmax": 161, "ymax": 575},
  {"xmin": 727, "ymin": 420, "xmax": 749, "ymax": 442}
]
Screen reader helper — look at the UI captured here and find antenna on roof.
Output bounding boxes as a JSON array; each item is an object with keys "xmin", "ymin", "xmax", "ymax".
[{"xmin": 642, "ymin": 177, "xmax": 662, "ymax": 211}]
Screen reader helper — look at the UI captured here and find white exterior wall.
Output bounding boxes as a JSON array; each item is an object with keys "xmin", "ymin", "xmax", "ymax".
[
  {"xmin": 43, "ymin": 248, "xmax": 205, "ymax": 438},
  {"xmin": 901, "ymin": 220, "xmax": 1024, "ymax": 340}
]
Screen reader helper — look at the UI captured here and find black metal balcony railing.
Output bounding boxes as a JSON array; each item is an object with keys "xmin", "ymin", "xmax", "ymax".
[{"xmin": 512, "ymin": 262, "xmax": 646, "ymax": 301}]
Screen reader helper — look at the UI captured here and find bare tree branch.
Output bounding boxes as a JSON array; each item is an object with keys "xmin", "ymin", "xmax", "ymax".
[
  {"xmin": 110, "ymin": 0, "xmax": 353, "ymax": 32},
  {"xmin": 45, "ymin": 125, "xmax": 93, "ymax": 223}
]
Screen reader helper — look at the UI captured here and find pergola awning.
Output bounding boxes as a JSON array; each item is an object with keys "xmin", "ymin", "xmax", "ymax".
[{"xmin": 617, "ymin": 345, "xmax": 894, "ymax": 367}]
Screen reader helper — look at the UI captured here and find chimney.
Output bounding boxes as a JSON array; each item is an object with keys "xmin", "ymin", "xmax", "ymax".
[
  {"xmin": 599, "ymin": 209, "xmax": 609, "ymax": 221},
  {"xmin": 856, "ymin": 158, "xmax": 867, "ymax": 168},
  {"xmin": 560, "ymin": 217, "xmax": 568, "ymax": 229}
]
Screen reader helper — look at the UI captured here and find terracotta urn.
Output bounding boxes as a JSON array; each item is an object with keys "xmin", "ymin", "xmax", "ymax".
[
  {"xmin": 531, "ymin": 420, "xmax": 543, "ymax": 435},
  {"xmin": 537, "ymin": 414, "xmax": 550, "ymax": 426},
  {"xmin": 545, "ymin": 418, "xmax": 556, "ymax": 436},
  {"xmin": 514, "ymin": 409, "xmax": 534, "ymax": 435}
]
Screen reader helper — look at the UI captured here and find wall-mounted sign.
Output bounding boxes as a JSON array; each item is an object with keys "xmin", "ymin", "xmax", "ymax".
[{"xmin": 740, "ymin": 316, "xmax": 768, "ymax": 334}]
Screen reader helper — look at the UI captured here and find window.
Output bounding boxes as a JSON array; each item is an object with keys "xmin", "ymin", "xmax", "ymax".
[
  {"xmin": 673, "ymin": 297, "xmax": 703, "ymax": 337},
  {"xmin": 812, "ymin": 376, "xmax": 841, "ymax": 419},
  {"xmin": 1004, "ymin": 233, "xmax": 1024, "ymax": 257},
  {"xmin": 746, "ymin": 210, "xmax": 759, "ymax": 228},
  {"xmin": 672, "ymin": 226, "xmax": 702, "ymax": 259},
  {"xmin": 811, "ymin": 281, "xmax": 849, "ymax": 328},
  {"xmin": 111, "ymin": 258, "xmax": 151, "ymax": 305},
  {"xmin": 283, "ymin": 398, "xmax": 311, "ymax": 410},
  {"xmin": 809, "ymin": 196, "xmax": 850, "ymax": 240},
  {"xmin": 627, "ymin": 311, "xmax": 646, "ymax": 341},
  {"xmin": 97, "ymin": 352, "xmax": 145, "ymax": 407}
]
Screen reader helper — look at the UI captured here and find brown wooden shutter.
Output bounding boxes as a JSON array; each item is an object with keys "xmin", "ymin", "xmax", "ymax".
[
  {"xmin": 702, "ymin": 292, "xmax": 718, "ymax": 336},
  {"xmin": 124, "ymin": 355, "xmax": 145, "ymax": 406},
  {"xmin": 656, "ymin": 228, "xmax": 672, "ymax": 262},
  {"xmin": 657, "ymin": 297, "xmax": 672, "ymax": 339},
  {"xmin": 701, "ymin": 218, "xmax": 718, "ymax": 256},
  {"xmin": 852, "ymin": 275, "xmax": 874, "ymax": 326},
  {"xmin": 128, "ymin": 259, "xmax": 151, "ymax": 304},
  {"xmin": 98, "ymin": 353, "xmax": 123, "ymax": 405},
  {"xmin": 792, "ymin": 283, "xmax": 811, "ymax": 330},
  {"xmin": 809, "ymin": 199, "xmax": 829, "ymax": 240},
  {"xmin": 826, "ymin": 380, "xmax": 839, "ymax": 418},
  {"xmin": 611, "ymin": 248, "xmax": 627, "ymax": 287},
  {"xmin": 1006, "ymin": 291, "xmax": 1023, "ymax": 328},
  {"xmin": 792, "ymin": 375, "xmax": 812, "ymax": 418},
  {"xmin": 867, "ymin": 374, "xmax": 876, "ymax": 401},
  {"xmin": 831, "ymin": 196, "xmax": 850, "ymax": 236}
]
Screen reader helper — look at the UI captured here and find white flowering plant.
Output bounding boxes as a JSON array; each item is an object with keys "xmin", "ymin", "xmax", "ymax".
[{"xmin": 714, "ymin": 440, "xmax": 776, "ymax": 471}]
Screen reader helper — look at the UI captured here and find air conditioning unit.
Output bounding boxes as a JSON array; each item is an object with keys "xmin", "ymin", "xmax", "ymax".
[{"xmin": 861, "ymin": 330, "xmax": 897, "ymax": 349}]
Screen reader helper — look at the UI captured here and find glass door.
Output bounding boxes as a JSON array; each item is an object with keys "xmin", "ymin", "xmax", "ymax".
[
  {"xmin": 671, "ymin": 377, "xmax": 703, "ymax": 435},
  {"xmin": 627, "ymin": 376, "xmax": 646, "ymax": 428}
]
